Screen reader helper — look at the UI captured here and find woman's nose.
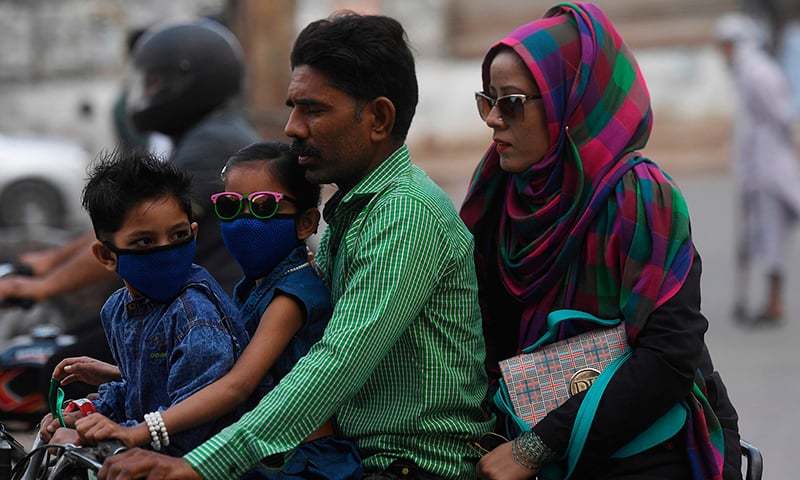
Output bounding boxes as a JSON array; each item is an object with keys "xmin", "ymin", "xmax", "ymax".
[{"xmin": 484, "ymin": 105, "xmax": 506, "ymax": 129}]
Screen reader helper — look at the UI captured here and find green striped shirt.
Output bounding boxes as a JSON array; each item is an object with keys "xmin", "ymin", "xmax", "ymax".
[{"xmin": 185, "ymin": 145, "xmax": 493, "ymax": 479}]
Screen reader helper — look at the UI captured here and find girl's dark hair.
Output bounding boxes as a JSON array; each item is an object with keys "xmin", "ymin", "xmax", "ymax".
[
  {"xmin": 290, "ymin": 12, "xmax": 418, "ymax": 141},
  {"xmin": 82, "ymin": 150, "xmax": 192, "ymax": 241},
  {"xmin": 221, "ymin": 142, "xmax": 321, "ymax": 211}
]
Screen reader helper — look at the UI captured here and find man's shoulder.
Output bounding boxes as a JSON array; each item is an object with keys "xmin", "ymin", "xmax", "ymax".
[{"xmin": 368, "ymin": 165, "xmax": 472, "ymax": 245}]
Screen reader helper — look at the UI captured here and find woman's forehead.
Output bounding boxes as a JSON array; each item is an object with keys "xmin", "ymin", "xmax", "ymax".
[{"xmin": 489, "ymin": 50, "xmax": 540, "ymax": 92}]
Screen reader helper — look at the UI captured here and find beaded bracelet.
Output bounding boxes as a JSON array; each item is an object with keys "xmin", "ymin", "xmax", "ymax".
[
  {"xmin": 144, "ymin": 413, "xmax": 162, "ymax": 451},
  {"xmin": 153, "ymin": 411, "xmax": 169, "ymax": 447}
]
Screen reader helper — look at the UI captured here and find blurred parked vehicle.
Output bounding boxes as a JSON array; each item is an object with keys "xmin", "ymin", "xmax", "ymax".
[{"xmin": 0, "ymin": 135, "xmax": 90, "ymax": 230}]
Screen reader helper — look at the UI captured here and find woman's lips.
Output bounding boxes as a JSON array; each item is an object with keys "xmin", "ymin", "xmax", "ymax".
[{"xmin": 495, "ymin": 140, "xmax": 511, "ymax": 153}]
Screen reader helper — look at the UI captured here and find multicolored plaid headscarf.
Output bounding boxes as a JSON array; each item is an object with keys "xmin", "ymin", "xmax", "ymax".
[{"xmin": 460, "ymin": 3, "xmax": 724, "ymax": 478}]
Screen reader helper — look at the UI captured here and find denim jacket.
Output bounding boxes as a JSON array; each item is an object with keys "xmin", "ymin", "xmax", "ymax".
[
  {"xmin": 233, "ymin": 245, "xmax": 332, "ymax": 405},
  {"xmin": 93, "ymin": 264, "xmax": 247, "ymax": 455}
]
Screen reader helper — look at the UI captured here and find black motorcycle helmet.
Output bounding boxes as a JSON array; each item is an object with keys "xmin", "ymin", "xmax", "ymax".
[{"xmin": 127, "ymin": 20, "xmax": 244, "ymax": 137}]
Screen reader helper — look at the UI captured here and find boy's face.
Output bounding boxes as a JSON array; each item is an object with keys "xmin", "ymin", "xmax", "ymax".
[
  {"xmin": 93, "ymin": 196, "xmax": 197, "ymax": 271},
  {"xmin": 224, "ymin": 162, "xmax": 320, "ymax": 240}
]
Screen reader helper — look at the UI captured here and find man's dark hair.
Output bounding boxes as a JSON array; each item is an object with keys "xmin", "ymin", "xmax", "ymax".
[
  {"xmin": 82, "ymin": 150, "xmax": 192, "ymax": 241},
  {"xmin": 290, "ymin": 13, "xmax": 418, "ymax": 141},
  {"xmin": 222, "ymin": 141, "xmax": 321, "ymax": 211}
]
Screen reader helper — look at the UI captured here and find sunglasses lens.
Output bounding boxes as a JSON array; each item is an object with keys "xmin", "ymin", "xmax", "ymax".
[
  {"xmin": 497, "ymin": 96, "xmax": 524, "ymax": 120},
  {"xmin": 250, "ymin": 194, "xmax": 279, "ymax": 219},
  {"xmin": 475, "ymin": 93, "xmax": 492, "ymax": 120},
  {"xmin": 214, "ymin": 194, "xmax": 241, "ymax": 219}
]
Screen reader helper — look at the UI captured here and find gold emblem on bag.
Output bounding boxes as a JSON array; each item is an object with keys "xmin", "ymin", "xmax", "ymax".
[{"xmin": 569, "ymin": 367, "xmax": 601, "ymax": 396}]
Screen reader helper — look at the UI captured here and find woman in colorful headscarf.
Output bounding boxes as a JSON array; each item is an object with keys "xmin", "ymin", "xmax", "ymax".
[{"xmin": 461, "ymin": 3, "xmax": 741, "ymax": 479}]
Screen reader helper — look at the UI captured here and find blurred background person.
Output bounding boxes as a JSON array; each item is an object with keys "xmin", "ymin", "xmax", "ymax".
[
  {"xmin": 111, "ymin": 28, "xmax": 150, "ymax": 154},
  {"xmin": 111, "ymin": 27, "xmax": 172, "ymax": 158},
  {"xmin": 742, "ymin": 0, "xmax": 800, "ymax": 115},
  {"xmin": 716, "ymin": 13, "xmax": 800, "ymax": 326}
]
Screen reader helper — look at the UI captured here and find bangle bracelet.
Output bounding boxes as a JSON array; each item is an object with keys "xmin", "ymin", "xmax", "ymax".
[{"xmin": 512, "ymin": 431, "xmax": 557, "ymax": 471}]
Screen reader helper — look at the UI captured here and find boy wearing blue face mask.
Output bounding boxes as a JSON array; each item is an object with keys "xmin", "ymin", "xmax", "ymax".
[
  {"xmin": 73, "ymin": 142, "xmax": 361, "ymax": 479},
  {"xmin": 43, "ymin": 150, "xmax": 247, "ymax": 456}
]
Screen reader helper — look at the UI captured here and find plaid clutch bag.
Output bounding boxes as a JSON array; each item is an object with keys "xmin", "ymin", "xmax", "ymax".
[{"xmin": 499, "ymin": 319, "xmax": 630, "ymax": 428}]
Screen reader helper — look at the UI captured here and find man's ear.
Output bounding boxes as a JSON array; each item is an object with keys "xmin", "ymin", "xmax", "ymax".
[
  {"xmin": 91, "ymin": 241, "xmax": 118, "ymax": 272},
  {"xmin": 295, "ymin": 208, "xmax": 321, "ymax": 241},
  {"xmin": 368, "ymin": 96, "xmax": 396, "ymax": 143},
  {"xmin": 191, "ymin": 221, "xmax": 199, "ymax": 238}
]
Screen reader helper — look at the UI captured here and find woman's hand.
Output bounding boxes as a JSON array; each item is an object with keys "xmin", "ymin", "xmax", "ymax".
[
  {"xmin": 99, "ymin": 449, "xmax": 201, "ymax": 480},
  {"xmin": 477, "ymin": 441, "xmax": 538, "ymax": 480},
  {"xmin": 53, "ymin": 356, "xmax": 121, "ymax": 386},
  {"xmin": 39, "ymin": 411, "xmax": 85, "ymax": 441},
  {"xmin": 75, "ymin": 413, "xmax": 143, "ymax": 448}
]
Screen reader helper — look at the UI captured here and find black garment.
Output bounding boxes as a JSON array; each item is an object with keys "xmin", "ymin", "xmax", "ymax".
[
  {"xmin": 170, "ymin": 103, "xmax": 260, "ymax": 292},
  {"xmin": 478, "ymin": 241, "xmax": 743, "ymax": 478},
  {"xmin": 363, "ymin": 460, "xmax": 444, "ymax": 480},
  {"xmin": 526, "ymin": 252, "xmax": 742, "ymax": 479}
]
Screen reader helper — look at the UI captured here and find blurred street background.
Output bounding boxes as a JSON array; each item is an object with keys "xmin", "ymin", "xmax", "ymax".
[{"xmin": 1, "ymin": 0, "xmax": 799, "ymax": 477}]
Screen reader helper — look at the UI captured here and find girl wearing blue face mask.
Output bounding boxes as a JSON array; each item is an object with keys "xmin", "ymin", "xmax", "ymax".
[{"xmin": 75, "ymin": 142, "xmax": 362, "ymax": 479}]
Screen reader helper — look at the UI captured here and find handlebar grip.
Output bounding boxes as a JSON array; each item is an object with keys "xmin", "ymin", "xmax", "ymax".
[{"xmin": 0, "ymin": 297, "xmax": 35, "ymax": 309}]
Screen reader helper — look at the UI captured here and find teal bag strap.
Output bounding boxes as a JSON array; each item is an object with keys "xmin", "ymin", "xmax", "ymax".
[
  {"xmin": 522, "ymin": 310, "xmax": 621, "ymax": 354},
  {"xmin": 493, "ymin": 381, "xmax": 532, "ymax": 434},
  {"xmin": 562, "ymin": 353, "xmax": 688, "ymax": 479},
  {"xmin": 563, "ymin": 352, "xmax": 630, "ymax": 478},
  {"xmin": 611, "ymin": 402, "xmax": 688, "ymax": 458}
]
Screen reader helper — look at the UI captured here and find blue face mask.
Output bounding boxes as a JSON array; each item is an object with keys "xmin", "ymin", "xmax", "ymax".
[
  {"xmin": 219, "ymin": 215, "xmax": 300, "ymax": 279},
  {"xmin": 106, "ymin": 238, "xmax": 197, "ymax": 303}
]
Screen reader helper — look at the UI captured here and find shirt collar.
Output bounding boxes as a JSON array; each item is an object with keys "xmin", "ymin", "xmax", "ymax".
[
  {"xmin": 234, "ymin": 245, "xmax": 310, "ymax": 303},
  {"xmin": 323, "ymin": 144, "xmax": 411, "ymax": 222},
  {"xmin": 123, "ymin": 289, "xmax": 160, "ymax": 317}
]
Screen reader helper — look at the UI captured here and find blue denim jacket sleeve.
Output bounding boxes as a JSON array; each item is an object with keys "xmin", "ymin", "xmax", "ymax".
[
  {"xmin": 94, "ymin": 380, "xmax": 127, "ymax": 423},
  {"xmin": 164, "ymin": 292, "xmax": 238, "ymax": 453}
]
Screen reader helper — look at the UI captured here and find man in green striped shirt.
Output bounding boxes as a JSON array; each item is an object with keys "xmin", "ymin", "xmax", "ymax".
[{"xmin": 99, "ymin": 13, "xmax": 492, "ymax": 480}]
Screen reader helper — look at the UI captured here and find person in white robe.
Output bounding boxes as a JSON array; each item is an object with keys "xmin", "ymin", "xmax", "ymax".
[{"xmin": 717, "ymin": 13, "xmax": 800, "ymax": 324}]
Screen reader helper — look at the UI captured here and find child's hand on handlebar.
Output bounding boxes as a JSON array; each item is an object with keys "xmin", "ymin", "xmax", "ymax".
[
  {"xmin": 39, "ymin": 411, "xmax": 85, "ymax": 441},
  {"xmin": 54, "ymin": 356, "xmax": 121, "ymax": 386},
  {"xmin": 76, "ymin": 413, "xmax": 142, "ymax": 448},
  {"xmin": 50, "ymin": 426, "xmax": 81, "ymax": 446}
]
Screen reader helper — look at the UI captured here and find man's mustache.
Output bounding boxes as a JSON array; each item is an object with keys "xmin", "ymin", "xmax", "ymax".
[{"xmin": 289, "ymin": 141, "xmax": 322, "ymax": 158}]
